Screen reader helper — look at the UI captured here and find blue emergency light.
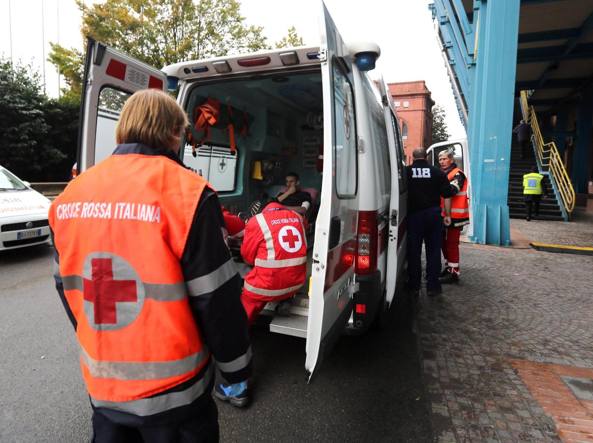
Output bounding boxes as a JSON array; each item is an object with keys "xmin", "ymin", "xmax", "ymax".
[
  {"xmin": 355, "ymin": 52, "xmax": 377, "ymax": 72},
  {"xmin": 167, "ymin": 76, "xmax": 179, "ymax": 91}
]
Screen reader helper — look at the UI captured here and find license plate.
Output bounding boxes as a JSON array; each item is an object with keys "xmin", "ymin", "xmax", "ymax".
[{"xmin": 17, "ymin": 229, "xmax": 42, "ymax": 240}]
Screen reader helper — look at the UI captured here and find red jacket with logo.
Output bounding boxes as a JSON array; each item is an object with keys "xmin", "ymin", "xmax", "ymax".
[{"xmin": 241, "ymin": 203, "xmax": 307, "ymax": 301}]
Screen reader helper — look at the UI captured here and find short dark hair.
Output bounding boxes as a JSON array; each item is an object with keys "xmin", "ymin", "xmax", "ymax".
[
  {"xmin": 531, "ymin": 166, "xmax": 538, "ymax": 173},
  {"xmin": 286, "ymin": 172, "xmax": 300, "ymax": 181}
]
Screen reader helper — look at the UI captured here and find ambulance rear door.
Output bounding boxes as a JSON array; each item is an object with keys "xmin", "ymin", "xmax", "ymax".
[
  {"xmin": 78, "ymin": 39, "xmax": 167, "ymax": 172},
  {"xmin": 378, "ymin": 79, "xmax": 406, "ymax": 306},
  {"xmin": 305, "ymin": 2, "xmax": 358, "ymax": 380}
]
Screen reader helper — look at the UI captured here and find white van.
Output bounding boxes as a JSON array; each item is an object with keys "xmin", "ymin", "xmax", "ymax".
[{"xmin": 77, "ymin": 3, "xmax": 408, "ymax": 379}]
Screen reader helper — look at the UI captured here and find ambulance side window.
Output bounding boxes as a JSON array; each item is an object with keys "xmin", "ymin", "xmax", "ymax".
[
  {"xmin": 332, "ymin": 61, "xmax": 357, "ymax": 198},
  {"xmin": 391, "ymin": 112, "xmax": 407, "ymax": 194}
]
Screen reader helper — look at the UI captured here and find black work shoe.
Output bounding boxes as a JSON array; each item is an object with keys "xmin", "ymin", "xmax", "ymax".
[
  {"xmin": 439, "ymin": 267, "xmax": 451, "ymax": 277},
  {"xmin": 439, "ymin": 272, "xmax": 459, "ymax": 284},
  {"xmin": 214, "ymin": 383, "xmax": 250, "ymax": 408},
  {"xmin": 426, "ymin": 287, "xmax": 442, "ymax": 297}
]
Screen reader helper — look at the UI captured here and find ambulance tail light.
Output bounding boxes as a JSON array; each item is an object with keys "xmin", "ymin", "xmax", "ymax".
[{"xmin": 356, "ymin": 210, "xmax": 378, "ymax": 275}]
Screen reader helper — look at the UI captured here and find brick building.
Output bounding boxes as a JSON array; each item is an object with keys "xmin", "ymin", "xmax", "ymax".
[{"xmin": 388, "ymin": 81, "xmax": 435, "ymax": 164}]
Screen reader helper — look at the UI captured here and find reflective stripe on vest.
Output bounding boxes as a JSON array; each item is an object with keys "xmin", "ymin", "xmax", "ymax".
[
  {"xmin": 523, "ymin": 173, "xmax": 543, "ymax": 195},
  {"xmin": 254, "ymin": 256, "xmax": 307, "ymax": 268},
  {"xmin": 90, "ymin": 364, "xmax": 214, "ymax": 417},
  {"xmin": 81, "ymin": 347, "xmax": 209, "ymax": 380},
  {"xmin": 49, "ymin": 152, "xmax": 210, "ymax": 405},
  {"xmin": 244, "ymin": 281, "xmax": 304, "ymax": 297},
  {"xmin": 61, "ymin": 274, "xmax": 187, "ymax": 301},
  {"xmin": 256, "ymin": 213, "xmax": 275, "ymax": 260}
]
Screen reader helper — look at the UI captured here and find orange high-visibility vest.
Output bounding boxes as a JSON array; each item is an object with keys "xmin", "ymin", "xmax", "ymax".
[
  {"xmin": 49, "ymin": 152, "xmax": 209, "ymax": 407},
  {"xmin": 441, "ymin": 167, "xmax": 470, "ymax": 220}
]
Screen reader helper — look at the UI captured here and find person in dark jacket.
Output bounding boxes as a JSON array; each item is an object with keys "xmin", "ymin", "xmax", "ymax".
[
  {"xmin": 406, "ymin": 148, "xmax": 459, "ymax": 297},
  {"xmin": 50, "ymin": 89, "xmax": 251, "ymax": 443}
]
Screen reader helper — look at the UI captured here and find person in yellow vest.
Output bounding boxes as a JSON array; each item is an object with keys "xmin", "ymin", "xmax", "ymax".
[
  {"xmin": 49, "ymin": 89, "xmax": 252, "ymax": 442},
  {"xmin": 438, "ymin": 149, "xmax": 470, "ymax": 284},
  {"xmin": 523, "ymin": 166, "xmax": 548, "ymax": 221}
]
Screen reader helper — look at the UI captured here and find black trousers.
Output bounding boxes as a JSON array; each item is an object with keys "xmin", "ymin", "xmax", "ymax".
[
  {"xmin": 407, "ymin": 207, "xmax": 443, "ymax": 291},
  {"xmin": 92, "ymin": 397, "xmax": 219, "ymax": 443},
  {"xmin": 524, "ymin": 194, "xmax": 542, "ymax": 219}
]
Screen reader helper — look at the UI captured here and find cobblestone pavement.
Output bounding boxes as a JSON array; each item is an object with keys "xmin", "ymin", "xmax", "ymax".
[{"xmin": 419, "ymin": 215, "xmax": 593, "ymax": 442}]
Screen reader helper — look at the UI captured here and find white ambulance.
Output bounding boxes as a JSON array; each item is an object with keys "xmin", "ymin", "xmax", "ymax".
[{"xmin": 77, "ymin": 3, "xmax": 409, "ymax": 379}]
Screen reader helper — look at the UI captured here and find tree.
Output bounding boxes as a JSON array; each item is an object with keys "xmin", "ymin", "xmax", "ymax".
[
  {"xmin": 275, "ymin": 26, "xmax": 305, "ymax": 48},
  {"xmin": 0, "ymin": 59, "xmax": 76, "ymax": 181},
  {"xmin": 431, "ymin": 104, "xmax": 450, "ymax": 144},
  {"xmin": 49, "ymin": 0, "xmax": 269, "ymax": 99}
]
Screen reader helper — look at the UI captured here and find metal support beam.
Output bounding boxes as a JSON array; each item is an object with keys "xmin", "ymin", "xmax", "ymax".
[
  {"xmin": 518, "ymin": 42, "xmax": 593, "ymax": 64},
  {"xmin": 516, "ymin": 78, "xmax": 588, "ymax": 91},
  {"xmin": 574, "ymin": 97, "xmax": 593, "ymax": 193},
  {"xmin": 521, "ymin": 0, "xmax": 573, "ymax": 5},
  {"xmin": 431, "ymin": 0, "xmax": 473, "ymax": 100},
  {"xmin": 519, "ymin": 28, "xmax": 580, "ymax": 44},
  {"xmin": 468, "ymin": 0, "xmax": 521, "ymax": 246}
]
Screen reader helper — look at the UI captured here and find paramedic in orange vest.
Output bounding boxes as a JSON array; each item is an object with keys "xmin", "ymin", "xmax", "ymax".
[
  {"xmin": 49, "ymin": 89, "xmax": 252, "ymax": 442},
  {"xmin": 240, "ymin": 200, "xmax": 308, "ymax": 324},
  {"xmin": 438, "ymin": 149, "xmax": 470, "ymax": 284}
]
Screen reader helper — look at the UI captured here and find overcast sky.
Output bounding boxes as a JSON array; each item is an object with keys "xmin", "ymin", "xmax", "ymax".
[{"xmin": 0, "ymin": 0, "xmax": 465, "ymax": 138}]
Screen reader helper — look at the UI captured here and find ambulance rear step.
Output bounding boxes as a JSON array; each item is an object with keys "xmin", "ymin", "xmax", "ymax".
[{"xmin": 269, "ymin": 314, "xmax": 308, "ymax": 338}]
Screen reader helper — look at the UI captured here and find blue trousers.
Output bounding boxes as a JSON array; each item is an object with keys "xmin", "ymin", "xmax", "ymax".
[{"xmin": 407, "ymin": 207, "xmax": 443, "ymax": 291}]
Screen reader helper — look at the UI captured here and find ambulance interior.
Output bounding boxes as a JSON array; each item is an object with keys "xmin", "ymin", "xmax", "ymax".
[{"xmin": 182, "ymin": 69, "xmax": 324, "ymax": 334}]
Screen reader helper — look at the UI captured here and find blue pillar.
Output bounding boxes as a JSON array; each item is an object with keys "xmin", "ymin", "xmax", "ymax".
[
  {"xmin": 468, "ymin": 0, "xmax": 520, "ymax": 246},
  {"xmin": 574, "ymin": 98, "xmax": 593, "ymax": 193}
]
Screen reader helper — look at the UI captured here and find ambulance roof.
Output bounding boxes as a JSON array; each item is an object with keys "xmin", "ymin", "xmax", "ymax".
[{"xmin": 162, "ymin": 46, "xmax": 321, "ymax": 82}]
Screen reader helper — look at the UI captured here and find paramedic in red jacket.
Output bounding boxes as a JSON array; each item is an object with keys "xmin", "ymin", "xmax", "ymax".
[{"xmin": 240, "ymin": 201, "xmax": 308, "ymax": 323}]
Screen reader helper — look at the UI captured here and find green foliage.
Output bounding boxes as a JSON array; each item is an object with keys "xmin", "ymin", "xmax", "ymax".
[
  {"xmin": 0, "ymin": 59, "xmax": 77, "ymax": 181},
  {"xmin": 275, "ymin": 26, "xmax": 305, "ymax": 49},
  {"xmin": 49, "ymin": 0, "xmax": 270, "ymax": 99},
  {"xmin": 432, "ymin": 105, "xmax": 450, "ymax": 144}
]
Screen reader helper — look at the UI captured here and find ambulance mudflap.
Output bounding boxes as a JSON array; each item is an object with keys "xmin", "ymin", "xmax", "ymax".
[{"xmin": 304, "ymin": 2, "xmax": 359, "ymax": 381}]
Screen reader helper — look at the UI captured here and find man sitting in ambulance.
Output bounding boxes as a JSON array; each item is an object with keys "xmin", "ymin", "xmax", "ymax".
[
  {"xmin": 240, "ymin": 199, "xmax": 308, "ymax": 324},
  {"xmin": 276, "ymin": 172, "xmax": 312, "ymax": 216}
]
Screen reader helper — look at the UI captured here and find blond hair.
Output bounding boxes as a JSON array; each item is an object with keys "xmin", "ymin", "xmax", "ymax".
[{"xmin": 115, "ymin": 89, "xmax": 188, "ymax": 150}]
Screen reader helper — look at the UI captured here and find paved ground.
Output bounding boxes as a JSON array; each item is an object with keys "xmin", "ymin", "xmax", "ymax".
[
  {"xmin": 0, "ymin": 244, "xmax": 431, "ymax": 443},
  {"xmin": 421, "ymin": 210, "xmax": 593, "ymax": 442}
]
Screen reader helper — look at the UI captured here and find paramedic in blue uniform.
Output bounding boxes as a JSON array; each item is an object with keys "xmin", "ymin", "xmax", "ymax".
[{"xmin": 406, "ymin": 148, "xmax": 459, "ymax": 297}]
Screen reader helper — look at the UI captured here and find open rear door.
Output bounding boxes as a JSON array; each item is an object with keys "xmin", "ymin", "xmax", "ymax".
[
  {"xmin": 78, "ymin": 39, "xmax": 166, "ymax": 172},
  {"xmin": 378, "ymin": 79, "xmax": 404, "ymax": 306},
  {"xmin": 305, "ymin": 2, "xmax": 358, "ymax": 380}
]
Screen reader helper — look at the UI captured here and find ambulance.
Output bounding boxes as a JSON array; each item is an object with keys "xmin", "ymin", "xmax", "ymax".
[{"xmin": 77, "ymin": 3, "xmax": 408, "ymax": 379}]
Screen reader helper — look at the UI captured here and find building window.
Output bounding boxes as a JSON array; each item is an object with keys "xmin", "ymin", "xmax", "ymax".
[
  {"xmin": 403, "ymin": 101, "xmax": 410, "ymax": 108},
  {"xmin": 394, "ymin": 101, "xmax": 401, "ymax": 107},
  {"xmin": 402, "ymin": 121, "xmax": 408, "ymax": 140}
]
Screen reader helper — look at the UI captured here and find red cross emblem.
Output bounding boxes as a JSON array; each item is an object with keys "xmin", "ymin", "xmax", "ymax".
[
  {"xmin": 282, "ymin": 230, "xmax": 300, "ymax": 249},
  {"xmin": 83, "ymin": 258, "xmax": 137, "ymax": 325},
  {"xmin": 278, "ymin": 225, "xmax": 302, "ymax": 253}
]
